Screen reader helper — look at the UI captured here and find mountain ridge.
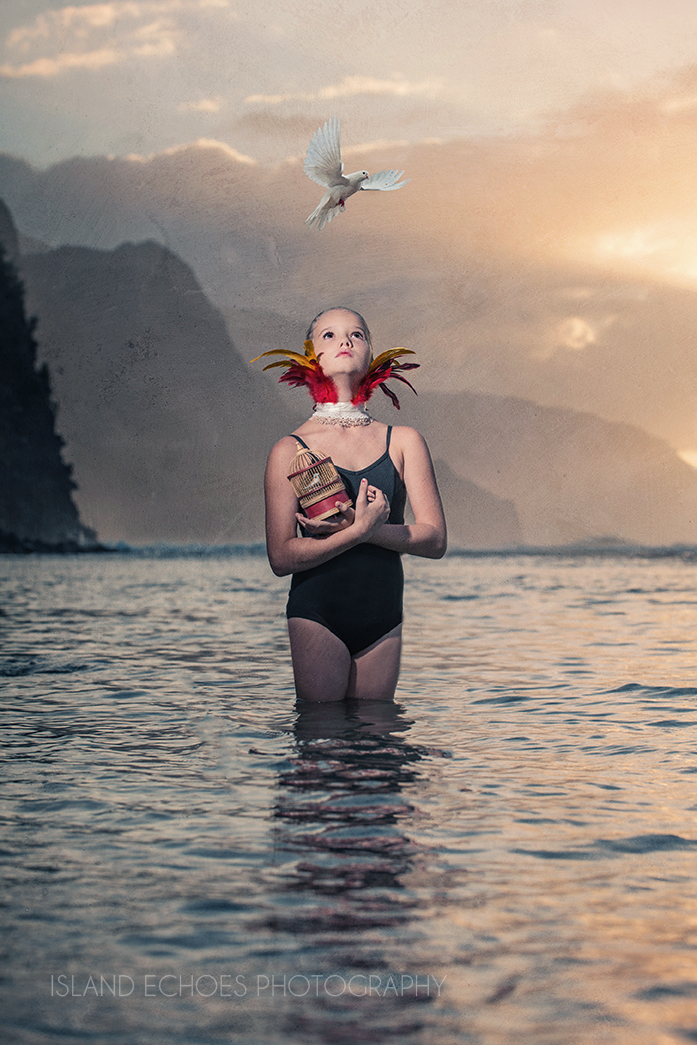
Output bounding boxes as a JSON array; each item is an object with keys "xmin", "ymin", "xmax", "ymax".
[{"xmin": 5, "ymin": 190, "xmax": 696, "ymax": 546}]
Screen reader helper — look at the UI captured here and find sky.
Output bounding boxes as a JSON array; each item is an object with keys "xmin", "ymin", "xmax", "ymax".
[
  {"xmin": 3, "ymin": 0, "xmax": 697, "ymax": 166},
  {"xmin": 4, "ymin": 0, "xmax": 697, "ymax": 467}
]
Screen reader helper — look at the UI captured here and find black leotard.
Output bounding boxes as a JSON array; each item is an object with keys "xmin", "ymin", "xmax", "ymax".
[{"xmin": 286, "ymin": 427, "xmax": 406, "ymax": 656}]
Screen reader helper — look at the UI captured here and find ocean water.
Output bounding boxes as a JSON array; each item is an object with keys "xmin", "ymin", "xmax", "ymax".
[{"xmin": 2, "ymin": 549, "xmax": 697, "ymax": 1045}]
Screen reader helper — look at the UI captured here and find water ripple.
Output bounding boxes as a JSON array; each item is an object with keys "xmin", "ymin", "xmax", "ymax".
[{"xmin": 2, "ymin": 552, "xmax": 697, "ymax": 1044}]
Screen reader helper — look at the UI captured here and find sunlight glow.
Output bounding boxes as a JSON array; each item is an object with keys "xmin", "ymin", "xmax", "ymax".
[
  {"xmin": 678, "ymin": 451, "xmax": 697, "ymax": 471},
  {"xmin": 596, "ymin": 226, "xmax": 677, "ymax": 262},
  {"xmin": 587, "ymin": 224, "xmax": 697, "ymax": 289}
]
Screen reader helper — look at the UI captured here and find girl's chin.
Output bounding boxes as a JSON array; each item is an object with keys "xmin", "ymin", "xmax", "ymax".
[{"xmin": 324, "ymin": 365, "xmax": 368, "ymax": 378}]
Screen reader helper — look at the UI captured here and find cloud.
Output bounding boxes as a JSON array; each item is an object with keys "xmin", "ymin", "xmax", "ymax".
[
  {"xmin": 245, "ymin": 75, "xmax": 445, "ymax": 106},
  {"xmin": 178, "ymin": 96, "xmax": 223, "ymax": 113},
  {"xmin": 0, "ymin": 0, "xmax": 225, "ymax": 78},
  {"xmin": 342, "ymin": 140, "xmax": 410, "ymax": 157},
  {"xmin": 125, "ymin": 137, "xmax": 256, "ymax": 164},
  {"xmin": 555, "ymin": 316, "xmax": 597, "ymax": 351},
  {"xmin": 1, "ymin": 49, "xmax": 121, "ymax": 77},
  {"xmin": 532, "ymin": 316, "xmax": 597, "ymax": 360}
]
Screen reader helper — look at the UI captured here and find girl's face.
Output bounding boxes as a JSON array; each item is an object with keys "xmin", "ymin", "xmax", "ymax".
[{"xmin": 311, "ymin": 309, "xmax": 371, "ymax": 378}]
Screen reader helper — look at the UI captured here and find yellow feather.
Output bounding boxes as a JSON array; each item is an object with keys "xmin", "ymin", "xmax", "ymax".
[
  {"xmin": 261, "ymin": 360, "xmax": 300, "ymax": 371},
  {"xmin": 250, "ymin": 348, "xmax": 316, "ymax": 366},
  {"xmin": 368, "ymin": 348, "xmax": 414, "ymax": 371}
]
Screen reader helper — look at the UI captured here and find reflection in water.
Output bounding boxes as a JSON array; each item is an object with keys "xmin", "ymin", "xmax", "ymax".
[
  {"xmin": 275, "ymin": 702, "xmax": 422, "ymax": 913},
  {"xmin": 265, "ymin": 701, "xmax": 451, "ymax": 1042}
]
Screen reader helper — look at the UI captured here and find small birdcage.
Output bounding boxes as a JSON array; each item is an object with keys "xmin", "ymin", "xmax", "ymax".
[{"xmin": 287, "ymin": 443, "xmax": 352, "ymax": 520}]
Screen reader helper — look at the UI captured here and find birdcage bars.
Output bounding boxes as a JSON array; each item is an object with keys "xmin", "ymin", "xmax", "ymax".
[{"xmin": 287, "ymin": 445, "xmax": 352, "ymax": 520}]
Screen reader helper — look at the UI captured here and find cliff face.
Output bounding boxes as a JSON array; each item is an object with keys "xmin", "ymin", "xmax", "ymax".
[
  {"xmin": 21, "ymin": 239, "xmax": 298, "ymax": 544},
  {"xmin": 0, "ymin": 201, "xmax": 92, "ymax": 548}
]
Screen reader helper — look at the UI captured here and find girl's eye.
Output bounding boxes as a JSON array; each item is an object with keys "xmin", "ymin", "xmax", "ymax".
[
  {"xmin": 352, "ymin": 331, "xmax": 364, "ymax": 339},
  {"xmin": 322, "ymin": 331, "xmax": 334, "ymax": 339}
]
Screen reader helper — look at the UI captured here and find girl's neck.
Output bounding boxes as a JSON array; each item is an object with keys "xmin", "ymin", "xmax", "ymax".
[{"xmin": 329, "ymin": 374, "xmax": 360, "ymax": 403}]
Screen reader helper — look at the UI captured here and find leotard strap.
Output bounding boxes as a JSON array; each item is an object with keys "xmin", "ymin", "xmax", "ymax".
[{"xmin": 290, "ymin": 428, "xmax": 392, "ymax": 452}]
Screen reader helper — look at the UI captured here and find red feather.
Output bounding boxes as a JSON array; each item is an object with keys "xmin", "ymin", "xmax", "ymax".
[
  {"xmin": 278, "ymin": 363, "xmax": 338, "ymax": 403},
  {"xmin": 353, "ymin": 358, "xmax": 420, "ymax": 409}
]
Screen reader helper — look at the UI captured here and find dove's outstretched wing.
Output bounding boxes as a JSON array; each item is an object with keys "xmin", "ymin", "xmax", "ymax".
[
  {"xmin": 361, "ymin": 169, "xmax": 409, "ymax": 191},
  {"xmin": 304, "ymin": 117, "xmax": 344, "ymax": 188}
]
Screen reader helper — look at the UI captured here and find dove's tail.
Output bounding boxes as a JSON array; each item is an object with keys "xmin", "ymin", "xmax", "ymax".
[
  {"xmin": 303, "ymin": 203, "xmax": 324, "ymax": 230},
  {"xmin": 304, "ymin": 199, "xmax": 344, "ymax": 231}
]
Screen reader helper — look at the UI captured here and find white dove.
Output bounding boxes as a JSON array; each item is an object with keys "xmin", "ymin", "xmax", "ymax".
[{"xmin": 303, "ymin": 116, "xmax": 409, "ymax": 230}]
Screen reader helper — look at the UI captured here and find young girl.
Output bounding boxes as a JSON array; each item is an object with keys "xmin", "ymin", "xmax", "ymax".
[{"xmin": 261, "ymin": 307, "xmax": 446, "ymax": 702}]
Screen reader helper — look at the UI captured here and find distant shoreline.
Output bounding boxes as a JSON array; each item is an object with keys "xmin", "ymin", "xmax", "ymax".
[{"xmin": 2, "ymin": 539, "xmax": 697, "ymax": 561}]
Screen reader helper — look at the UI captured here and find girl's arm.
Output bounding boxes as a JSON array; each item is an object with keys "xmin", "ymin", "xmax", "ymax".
[
  {"xmin": 367, "ymin": 427, "xmax": 447, "ymax": 559},
  {"xmin": 264, "ymin": 436, "xmax": 390, "ymax": 577}
]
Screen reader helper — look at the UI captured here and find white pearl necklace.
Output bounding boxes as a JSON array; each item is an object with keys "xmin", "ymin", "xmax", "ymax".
[{"xmin": 311, "ymin": 402, "xmax": 372, "ymax": 427}]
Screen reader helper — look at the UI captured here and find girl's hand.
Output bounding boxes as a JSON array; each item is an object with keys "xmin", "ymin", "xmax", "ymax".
[
  {"xmin": 296, "ymin": 501, "xmax": 355, "ymax": 537},
  {"xmin": 353, "ymin": 479, "xmax": 390, "ymax": 538},
  {"xmin": 295, "ymin": 482, "xmax": 388, "ymax": 540}
]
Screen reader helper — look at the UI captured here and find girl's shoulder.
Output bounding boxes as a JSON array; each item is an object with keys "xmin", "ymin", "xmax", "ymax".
[
  {"xmin": 271, "ymin": 433, "xmax": 304, "ymax": 449},
  {"xmin": 267, "ymin": 434, "xmax": 303, "ymax": 468},
  {"xmin": 389, "ymin": 425, "xmax": 428, "ymax": 449}
]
